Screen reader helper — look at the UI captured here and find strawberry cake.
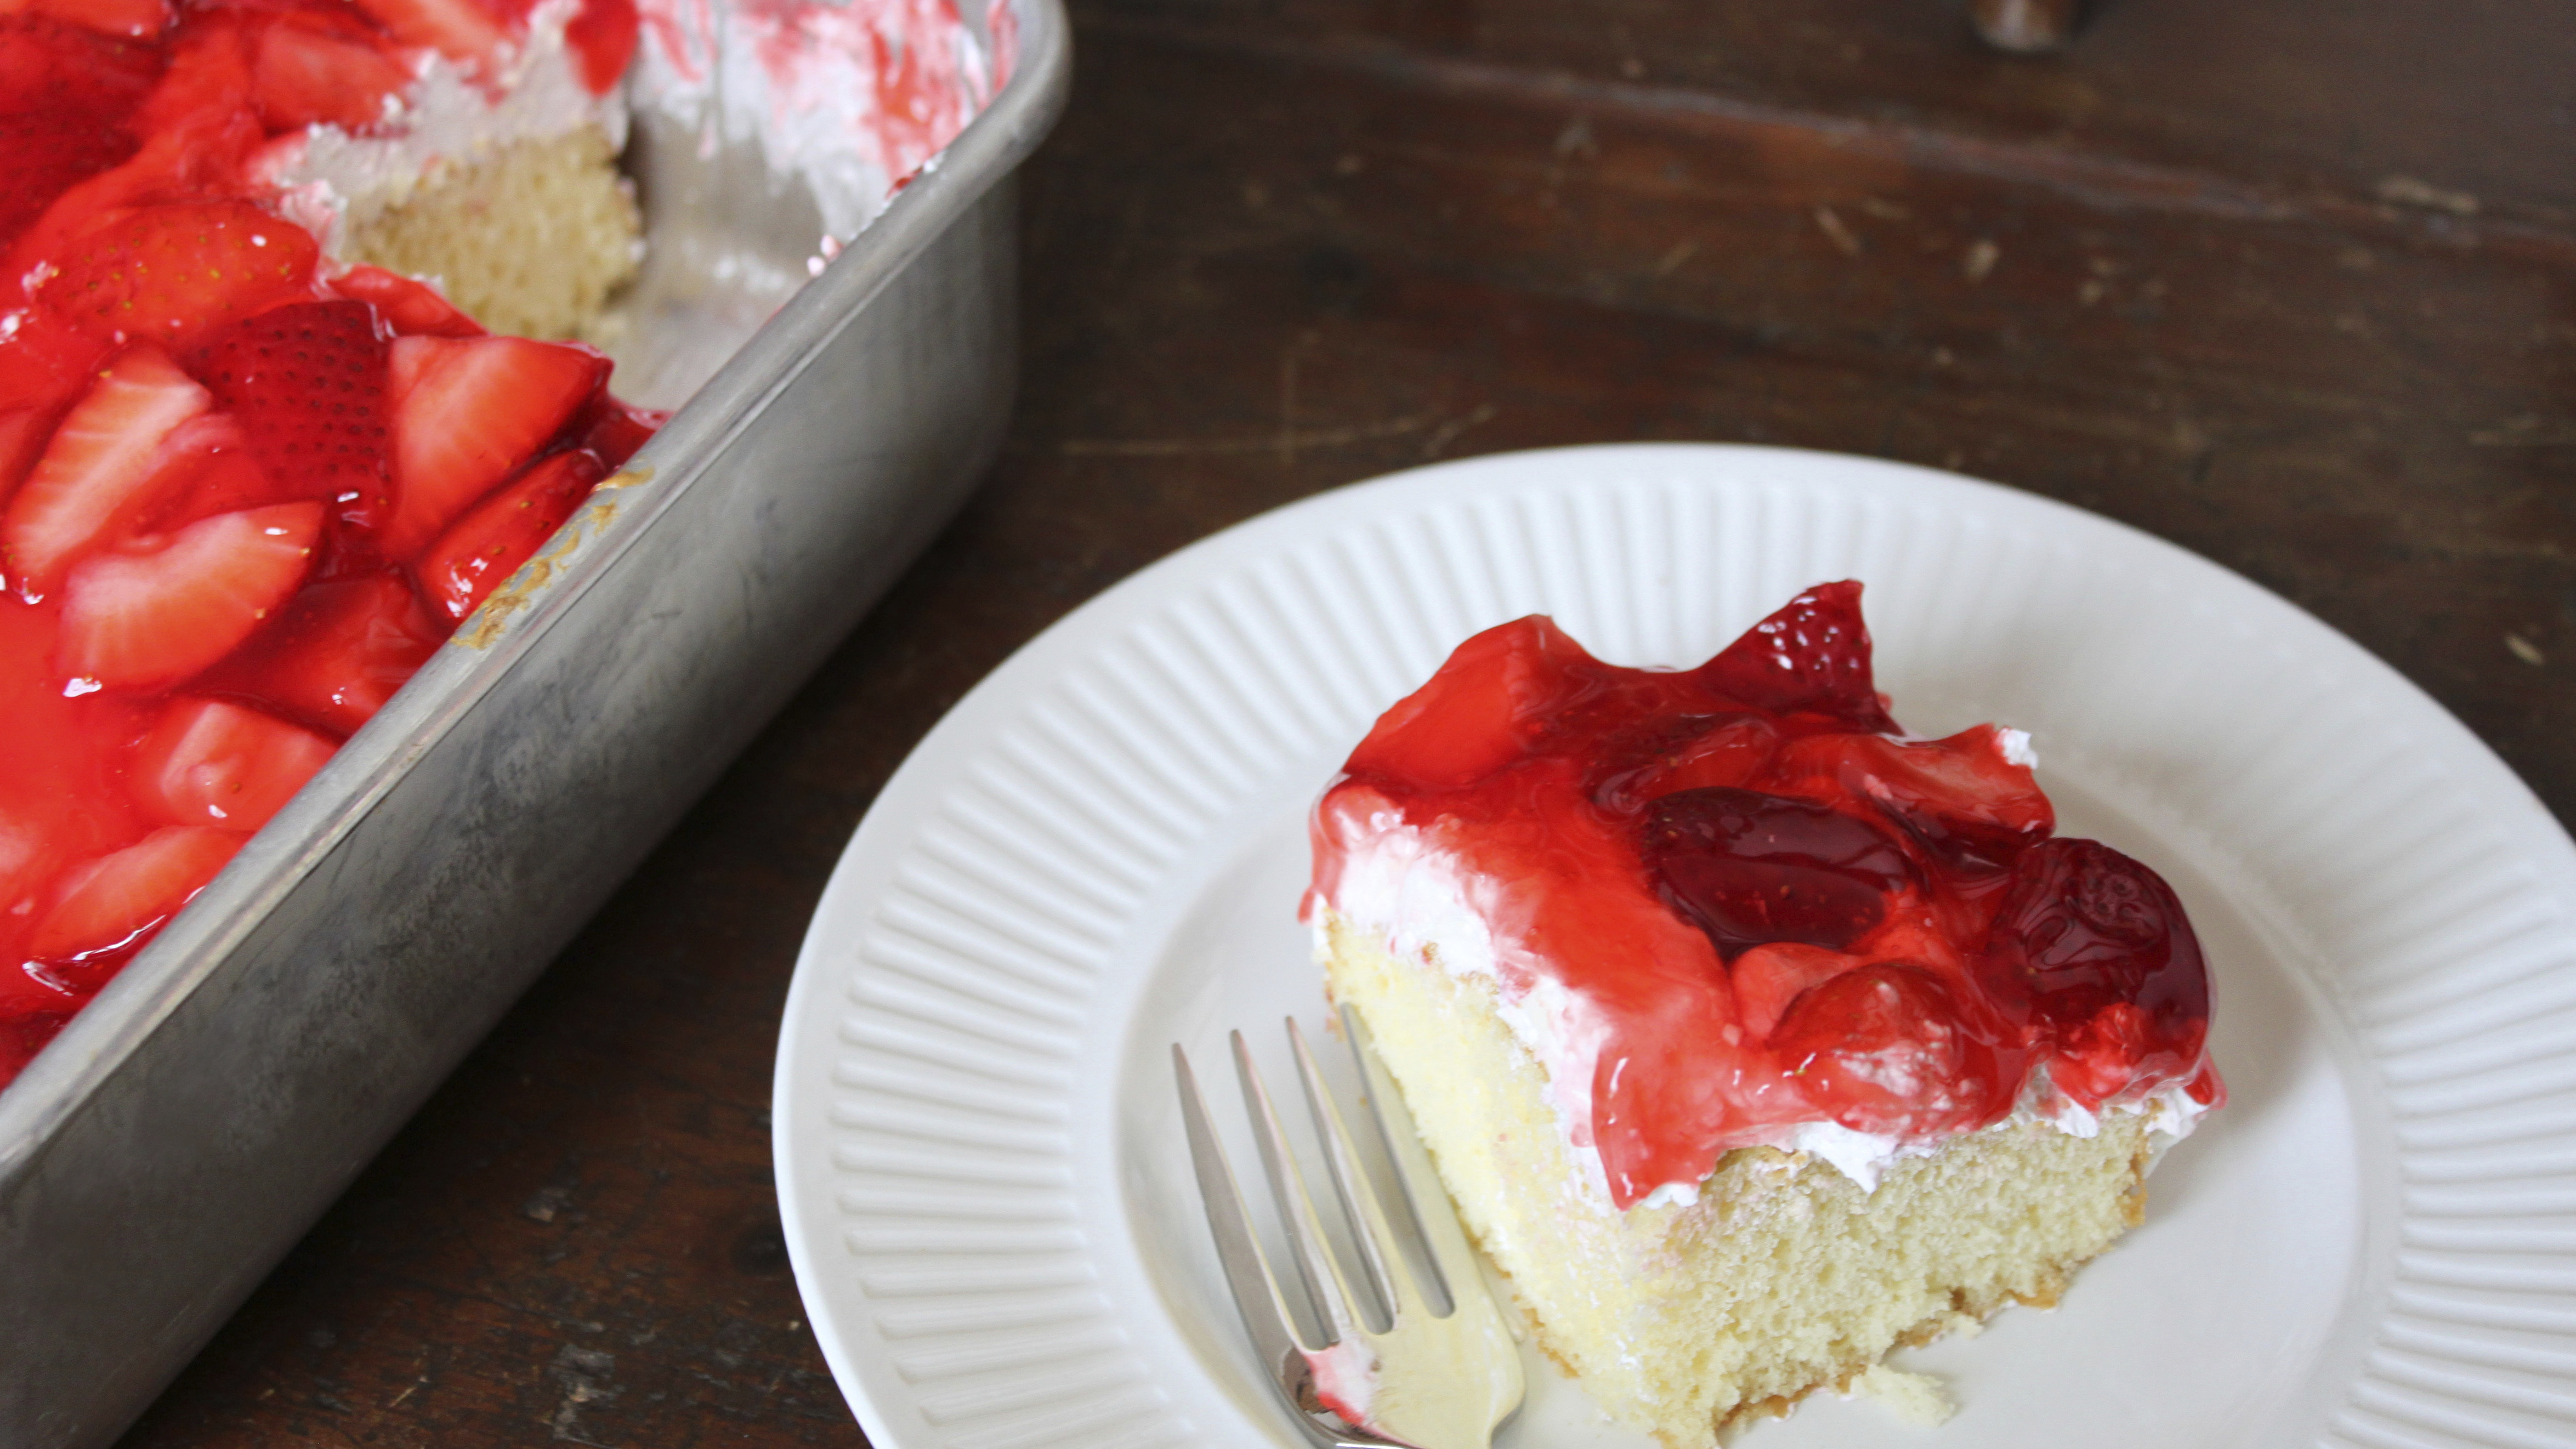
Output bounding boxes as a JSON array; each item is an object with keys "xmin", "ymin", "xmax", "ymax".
[
  {"xmin": 1306, "ymin": 583, "xmax": 2224, "ymax": 1442},
  {"xmin": 0, "ymin": 0, "xmax": 1000, "ymax": 1086}
]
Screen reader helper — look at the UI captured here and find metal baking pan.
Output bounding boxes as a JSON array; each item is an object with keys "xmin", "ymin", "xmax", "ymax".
[{"xmin": 0, "ymin": 2, "xmax": 1069, "ymax": 1442}]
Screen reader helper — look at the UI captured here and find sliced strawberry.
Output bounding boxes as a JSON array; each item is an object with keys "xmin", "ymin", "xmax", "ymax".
[
  {"xmin": 1730, "ymin": 942, "xmax": 1862, "ymax": 1042},
  {"xmin": 131, "ymin": 695, "xmax": 334, "ymax": 832},
  {"xmin": 1694, "ymin": 580, "xmax": 1898, "ymax": 734},
  {"xmin": 345, "ymin": 0, "xmax": 504, "ymax": 68},
  {"xmin": 27, "ymin": 824, "xmax": 241, "ymax": 965},
  {"xmin": 1977, "ymin": 838, "xmax": 2211, "ymax": 1077},
  {"xmin": 0, "ymin": 16, "xmax": 164, "ymax": 120},
  {"xmin": 0, "ymin": 110, "xmax": 141, "ymax": 251},
  {"xmin": 384, "ymin": 328, "xmax": 438, "ymax": 398},
  {"xmin": 39, "ymin": 198, "xmax": 320, "ymax": 350},
  {"xmin": 251, "ymin": 21, "xmax": 409, "ymax": 131},
  {"xmin": 329, "ymin": 264, "xmax": 483, "ymax": 339},
  {"xmin": 158, "ymin": 448, "xmax": 284, "ymax": 522},
  {"xmin": 211, "ymin": 569, "xmax": 441, "ymax": 734},
  {"xmin": 0, "ymin": 24, "xmax": 260, "ymax": 292},
  {"xmin": 0, "ymin": 811, "xmax": 49, "ymax": 924},
  {"xmin": 574, "ymin": 395, "xmax": 663, "ymax": 469},
  {"xmin": 189, "ymin": 298, "xmax": 391, "ymax": 535},
  {"xmin": 127, "ymin": 15, "xmax": 257, "ymax": 138},
  {"xmin": 55, "ymin": 501, "xmax": 321, "ymax": 689},
  {"xmin": 142, "ymin": 412, "xmax": 297, "ymax": 524},
  {"xmin": 562, "ymin": 0, "xmax": 636, "ymax": 94},
  {"xmin": 1768, "ymin": 962, "xmax": 2008, "ymax": 1135},
  {"xmin": 382, "ymin": 334, "xmax": 608, "ymax": 560},
  {"xmin": 0, "ymin": 406, "xmax": 55, "ymax": 507},
  {"xmin": 0, "ymin": 590, "xmax": 156, "ymax": 831},
  {"xmin": 0, "ymin": 308, "xmax": 112, "ymax": 416},
  {"xmin": 3, "ymin": 345, "xmax": 211, "ymax": 600},
  {"xmin": 29, "ymin": 0, "xmax": 173, "ymax": 41},
  {"xmin": 416, "ymin": 447, "xmax": 600, "ymax": 621}
]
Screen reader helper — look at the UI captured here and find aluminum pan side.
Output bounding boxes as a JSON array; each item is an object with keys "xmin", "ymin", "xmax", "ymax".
[{"xmin": 0, "ymin": 3, "xmax": 1070, "ymax": 1444}]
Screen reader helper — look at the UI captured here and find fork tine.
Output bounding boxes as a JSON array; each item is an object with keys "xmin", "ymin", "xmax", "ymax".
[
  {"xmin": 1286, "ymin": 1016, "xmax": 1416, "ymax": 1326},
  {"xmin": 1184, "ymin": 1021, "xmax": 1524, "ymax": 1449},
  {"xmin": 1340, "ymin": 1004, "xmax": 1476, "ymax": 1321},
  {"xmin": 1173, "ymin": 1043, "xmax": 1312, "ymax": 1376},
  {"xmin": 1232, "ymin": 1029, "xmax": 1374, "ymax": 1344}
]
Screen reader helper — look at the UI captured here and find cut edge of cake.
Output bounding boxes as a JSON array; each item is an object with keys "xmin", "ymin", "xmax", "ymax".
[
  {"xmin": 256, "ymin": 0, "xmax": 645, "ymax": 343},
  {"xmin": 336, "ymin": 124, "xmax": 643, "ymax": 342},
  {"xmin": 1317, "ymin": 906, "xmax": 2171, "ymax": 1447}
]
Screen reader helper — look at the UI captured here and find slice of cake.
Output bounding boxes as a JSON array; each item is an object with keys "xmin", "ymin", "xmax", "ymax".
[{"xmin": 1306, "ymin": 582, "xmax": 2223, "ymax": 1443}]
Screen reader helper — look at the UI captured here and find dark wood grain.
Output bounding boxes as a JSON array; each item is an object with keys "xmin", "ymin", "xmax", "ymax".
[{"xmin": 119, "ymin": 1, "xmax": 2576, "ymax": 1444}]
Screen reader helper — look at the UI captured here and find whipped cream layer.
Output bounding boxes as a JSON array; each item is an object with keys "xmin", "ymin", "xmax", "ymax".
[
  {"xmin": 253, "ymin": 0, "xmax": 629, "ymax": 255},
  {"xmin": 1318, "ymin": 811, "xmax": 2215, "ymax": 1203},
  {"xmin": 630, "ymin": 0, "xmax": 1007, "ymax": 242}
]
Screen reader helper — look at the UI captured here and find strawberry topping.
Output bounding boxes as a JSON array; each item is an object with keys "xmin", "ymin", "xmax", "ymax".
[
  {"xmin": 56, "ymin": 500, "xmax": 322, "ymax": 689},
  {"xmin": 248, "ymin": 21, "xmax": 411, "ymax": 130},
  {"xmin": 383, "ymin": 334, "xmax": 609, "ymax": 558},
  {"xmin": 0, "ymin": 408, "xmax": 59, "ymax": 505},
  {"xmin": 0, "ymin": 16, "xmax": 157, "ymax": 248},
  {"xmin": 1312, "ymin": 584, "xmax": 2224, "ymax": 1207},
  {"xmin": 0, "ymin": 0, "xmax": 664, "ymax": 1091},
  {"xmin": 2, "ymin": 344, "xmax": 211, "ymax": 601},
  {"xmin": 131, "ymin": 695, "xmax": 337, "ymax": 832},
  {"xmin": 29, "ymin": 826, "xmax": 243, "ymax": 975},
  {"xmin": 416, "ymin": 446, "xmax": 602, "ymax": 621},
  {"xmin": 206, "ymin": 569, "xmax": 442, "ymax": 736},
  {"xmin": 25, "ymin": 0, "xmax": 177, "ymax": 42},
  {"xmin": 344, "ymin": 0, "xmax": 504, "ymax": 69},
  {"xmin": 328, "ymin": 266, "xmax": 484, "ymax": 339}
]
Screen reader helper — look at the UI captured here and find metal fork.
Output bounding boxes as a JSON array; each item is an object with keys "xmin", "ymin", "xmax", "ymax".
[{"xmin": 1173, "ymin": 1007, "xmax": 1524, "ymax": 1449}]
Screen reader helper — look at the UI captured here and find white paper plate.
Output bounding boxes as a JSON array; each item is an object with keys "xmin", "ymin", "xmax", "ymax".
[{"xmin": 774, "ymin": 445, "xmax": 2576, "ymax": 1449}]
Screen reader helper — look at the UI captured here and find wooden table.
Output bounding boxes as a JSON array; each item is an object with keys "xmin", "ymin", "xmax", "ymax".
[{"xmin": 121, "ymin": 1, "xmax": 2575, "ymax": 1442}]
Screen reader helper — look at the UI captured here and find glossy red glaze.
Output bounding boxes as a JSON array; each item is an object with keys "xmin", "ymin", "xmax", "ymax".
[
  {"xmin": 0, "ymin": 0, "xmax": 651, "ymax": 1086},
  {"xmin": 1309, "ymin": 583, "xmax": 2223, "ymax": 1207}
]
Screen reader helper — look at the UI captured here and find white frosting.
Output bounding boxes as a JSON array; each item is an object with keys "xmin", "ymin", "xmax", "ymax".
[
  {"xmin": 1325, "ymin": 811, "xmax": 2211, "ymax": 1205},
  {"xmin": 251, "ymin": 0, "xmax": 627, "ymax": 257},
  {"xmin": 628, "ymin": 0, "xmax": 999, "ymax": 242}
]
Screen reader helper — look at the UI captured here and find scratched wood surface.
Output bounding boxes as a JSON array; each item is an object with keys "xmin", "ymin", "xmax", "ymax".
[{"xmin": 121, "ymin": 1, "xmax": 2576, "ymax": 1444}]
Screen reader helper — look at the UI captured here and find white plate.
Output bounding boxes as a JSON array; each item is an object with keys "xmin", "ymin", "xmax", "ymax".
[{"xmin": 774, "ymin": 445, "xmax": 2576, "ymax": 1449}]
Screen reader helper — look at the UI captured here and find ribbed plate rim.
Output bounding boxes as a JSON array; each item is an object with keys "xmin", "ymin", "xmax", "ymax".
[{"xmin": 775, "ymin": 442, "xmax": 2576, "ymax": 1449}]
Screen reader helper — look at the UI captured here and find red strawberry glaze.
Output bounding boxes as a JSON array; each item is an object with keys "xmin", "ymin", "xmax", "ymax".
[
  {"xmin": 1306, "ymin": 583, "xmax": 2224, "ymax": 1209},
  {"xmin": 0, "ymin": 0, "xmax": 663, "ymax": 1087}
]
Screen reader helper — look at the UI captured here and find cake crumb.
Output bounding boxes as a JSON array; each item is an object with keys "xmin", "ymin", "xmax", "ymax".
[{"xmin": 1852, "ymin": 1365, "xmax": 1954, "ymax": 1427}]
